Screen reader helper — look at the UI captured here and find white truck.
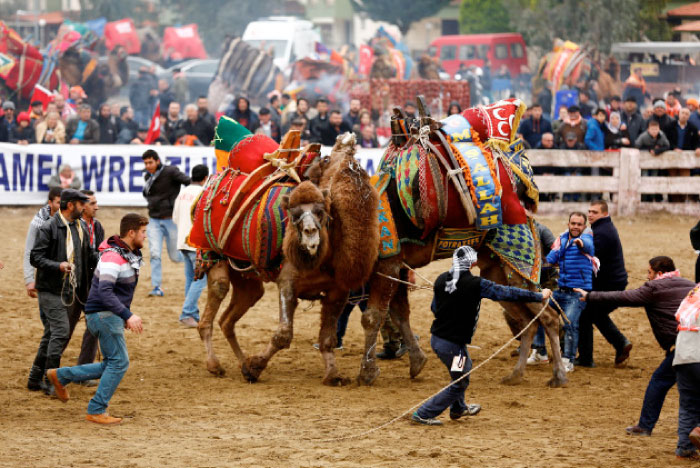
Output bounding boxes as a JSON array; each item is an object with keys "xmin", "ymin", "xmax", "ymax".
[{"xmin": 242, "ymin": 17, "xmax": 320, "ymax": 73}]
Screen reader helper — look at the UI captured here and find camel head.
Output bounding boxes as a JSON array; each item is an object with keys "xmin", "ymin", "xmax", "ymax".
[{"xmin": 282, "ymin": 181, "xmax": 331, "ymax": 270}]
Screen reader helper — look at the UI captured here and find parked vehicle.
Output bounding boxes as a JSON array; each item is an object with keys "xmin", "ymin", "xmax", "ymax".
[
  {"xmin": 428, "ymin": 33, "xmax": 528, "ymax": 77},
  {"xmin": 161, "ymin": 59, "xmax": 219, "ymax": 100},
  {"xmin": 242, "ymin": 16, "xmax": 320, "ymax": 73}
]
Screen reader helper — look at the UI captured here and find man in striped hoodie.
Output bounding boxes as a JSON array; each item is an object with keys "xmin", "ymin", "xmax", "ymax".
[{"xmin": 46, "ymin": 213, "xmax": 147, "ymax": 425}]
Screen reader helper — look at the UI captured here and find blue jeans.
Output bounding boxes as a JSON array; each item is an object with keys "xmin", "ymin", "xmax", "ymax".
[
  {"xmin": 553, "ymin": 289, "xmax": 586, "ymax": 360},
  {"xmin": 638, "ymin": 350, "xmax": 676, "ymax": 432},
  {"xmin": 676, "ymin": 362, "xmax": 700, "ymax": 454},
  {"xmin": 56, "ymin": 312, "xmax": 130, "ymax": 415},
  {"xmin": 532, "ymin": 325, "xmax": 546, "ymax": 353},
  {"xmin": 181, "ymin": 250, "xmax": 206, "ymax": 321},
  {"xmin": 416, "ymin": 335, "xmax": 472, "ymax": 419},
  {"xmin": 147, "ymin": 217, "xmax": 182, "ymax": 288}
]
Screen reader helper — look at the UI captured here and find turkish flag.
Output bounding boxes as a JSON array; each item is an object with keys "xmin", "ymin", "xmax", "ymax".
[
  {"xmin": 144, "ymin": 103, "xmax": 160, "ymax": 144},
  {"xmin": 358, "ymin": 45, "xmax": 373, "ymax": 77},
  {"xmin": 30, "ymin": 84, "xmax": 54, "ymax": 111}
]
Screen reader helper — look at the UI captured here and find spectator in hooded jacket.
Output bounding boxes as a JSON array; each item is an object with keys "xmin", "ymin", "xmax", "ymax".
[
  {"xmin": 604, "ymin": 112, "xmax": 631, "ymax": 149},
  {"xmin": 584, "ymin": 108, "xmax": 606, "ymax": 151},
  {"xmin": 10, "ymin": 112, "xmax": 35, "ymax": 145},
  {"xmin": 225, "ymin": 96, "xmax": 259, "ymax": 133},
  {"xmin": 519, "ymin": 103, "xmax": 553, "ymax": 149},
  {"xmin": 546, "ymin": 212, "xmax": 595, "ymax": 373},
  {"xmin": 575, "ymin": 256, "xmax": 696, "ymax": 440}
]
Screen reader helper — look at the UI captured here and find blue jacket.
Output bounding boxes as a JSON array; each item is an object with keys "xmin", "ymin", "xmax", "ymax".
[
  {"xmin": 584, "ymin": 119, "xmax": 605, "ymax": 150},
  {"xmin": 546, "ymin": 230, "xmax": 595, "ymax": 290}
]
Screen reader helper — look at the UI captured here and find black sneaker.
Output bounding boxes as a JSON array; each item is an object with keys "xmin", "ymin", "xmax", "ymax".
[
  {"xmin": 27, "ymin": 379, "xmax": 44, "ymax": 392},
  {"xmin": 376, "ymin": 348, "xmax": 398, "ymax": 360},
  {"xmin": 574, "ymin": 359, "xmax": 596, "ymax": 368},
  {"xmin": 411, "ymin": 412, "xmax": 443, "ymax": 426},
  {"xmin": 449, "ymin": 404, "xmax": 482, "ymax": 420}
]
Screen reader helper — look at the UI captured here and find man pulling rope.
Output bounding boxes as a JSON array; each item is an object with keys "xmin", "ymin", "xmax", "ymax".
[{"xmin": 411, "ymin": 246, "xmax": 551, "ymax": 426}]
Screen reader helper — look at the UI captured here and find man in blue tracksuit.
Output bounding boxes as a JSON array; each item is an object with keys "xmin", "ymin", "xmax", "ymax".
[
  {"xmin": 546, "ymin": 212, "xmax": 595, "ymax": 373},
  {"xmin": 411, "ymin": 246, "xmax": 551, "ymax": 426},
  {"xmin": 584, "ymin": 108, "xmax": 607, "ymax": 151}
]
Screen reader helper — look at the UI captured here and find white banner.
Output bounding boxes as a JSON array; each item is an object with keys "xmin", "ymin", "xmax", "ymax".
[{"xmin": 0, "ymin": 143, "xmax": 386, "ymax": 206}]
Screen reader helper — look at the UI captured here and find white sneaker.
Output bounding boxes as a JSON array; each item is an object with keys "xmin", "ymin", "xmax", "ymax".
[
  {"xmin": 526, "ymin": 349, "xmax": 549, "ymax": 365},
  {"xmin": 562, "ymin": 357, "xmax": 575, "ymax": 373}
]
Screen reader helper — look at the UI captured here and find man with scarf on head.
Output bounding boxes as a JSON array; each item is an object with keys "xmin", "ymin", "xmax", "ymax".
[
  {"xmin": 28, "ymin": 189, "xmax": 97, "ymax": 395},
  {"xmin": 411, "ymin": 246, "xmax": 551, "ymax": 426},
  {"xmin": 141, "ymin": 149, "xmax": 190, "ymax": 297},
  {"xmin": 575, "ymin": 256, "xmax": 695, "ymax": 439}
]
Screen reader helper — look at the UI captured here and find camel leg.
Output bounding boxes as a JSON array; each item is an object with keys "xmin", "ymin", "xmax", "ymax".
[
  {"xmin": 198, "ymin": 261, "xmax": 230, "ymax": 376},
  {"xmin": 318, "ymin": 288, "xmax": 351, "ymax": 386},
  {"xmin": 541, "ymin": 306, "xmax": 568, "ymax": 387},
  {"xmin": 358, "ymin": 263, "xmax": 398, "ymax": 386},
  {"xmin": 387, "ymin": 274, "xmax": 427, "ymax": 379},
  {"xmin": 242, "ymin": 276, "xmax": 298, "ymax": 382},
  {"xmin": 219, "ymin": 272, "xmax": 264, "ymax": 380},
  {"xmin": 500, "ymin": 302, "xmax": 538, "ymax": 386}
]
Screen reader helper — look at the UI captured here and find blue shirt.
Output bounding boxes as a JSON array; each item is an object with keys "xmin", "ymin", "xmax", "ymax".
[
  {"xmin": 73, "ymin": 120, "xmax": 87, "ymax": 141},
  {"xmin": 675, "ymin": 123, "xmax": 687, "ymax": 150}
]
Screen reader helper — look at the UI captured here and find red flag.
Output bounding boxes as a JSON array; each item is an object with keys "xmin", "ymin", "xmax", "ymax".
[
  {"xmin": 358, "ymin": 45, "xmax": 374, "ymax": 77},
  {"xmin": 144, "ymin": 103, "xmax": 160, "ymax": 144},
  {"xmin": 30, "ymin": 84, "xmax": 54, "ymax": 111}
]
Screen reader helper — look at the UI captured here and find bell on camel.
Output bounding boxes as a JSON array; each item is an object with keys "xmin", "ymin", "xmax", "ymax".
[{"xmin": 214, "ymin": 116, "xmax": 252, "ymax": 172}]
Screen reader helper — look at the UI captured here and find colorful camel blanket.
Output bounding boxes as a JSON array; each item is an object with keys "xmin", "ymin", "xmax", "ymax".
[
  {"xmin": 432, "ymin": 228, "xmax": 488, "ymax": 260},
  {"xmin": 485, "ymin": 218, "xmax": 541, "ymax": 285}
]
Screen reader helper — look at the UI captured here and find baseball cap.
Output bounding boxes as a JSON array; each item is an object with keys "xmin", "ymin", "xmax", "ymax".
[
  {"xmin": 60, "ymin": 188, "xmax": 89, "ymax": 203},
  {"xmin": 565, "ymin": 132, "xmax": 577, "ymax": 141}
]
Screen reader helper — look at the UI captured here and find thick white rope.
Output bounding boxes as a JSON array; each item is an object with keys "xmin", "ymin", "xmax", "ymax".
[{"xmin": 310, "ymin": 298, "xmax": 553, "ymax": 442}]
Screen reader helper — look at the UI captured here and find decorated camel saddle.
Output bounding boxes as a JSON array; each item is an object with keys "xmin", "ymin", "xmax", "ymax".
[
  {"xmin": 372, "ymin": 97, "xmax": 541, "ymax": 284},
  {"xmin": 189, "ymin": 118, "xmax": 321, "ymax": 277}
]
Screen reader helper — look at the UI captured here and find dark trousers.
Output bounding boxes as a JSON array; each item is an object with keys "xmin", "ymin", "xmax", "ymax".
[
  {"xmin": 638, "ymin": 350, "xmax": 677, "ymax": 432},
  {"xmin": 29, "ymin": 292, "xmax": 97, "ymax": 384},
  {"xmin": 578, "ymin": 282, "xmax": 628, "ymax": 364},
  {"xmin": 676, "ymin": 362, "xmax": 700, "ymax": 454},
  {"xmin": 416, "ymin": 335, "xmax": 471, "ymax": 419},
  {"xmin": 336, "ymin": 300, "xmax": 367, "ymax": 347},
  {"xmin": 695, "ymin": 255, "xmax": 700, "ymax": 283}
]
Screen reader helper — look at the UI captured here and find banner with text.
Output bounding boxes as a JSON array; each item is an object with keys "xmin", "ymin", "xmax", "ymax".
[{"xmin": 0, "ymin": 144, "xmax": 385, "ymax": 206}]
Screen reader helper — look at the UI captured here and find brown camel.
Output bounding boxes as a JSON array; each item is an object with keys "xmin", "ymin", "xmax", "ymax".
[
  {"xmin": 59, "ymin": 45, "xmax": 128, "ymax": 109},
  {"xmin": 354, "ymin": 104, "xmax": 568, "ymax": 389},
  {"xmin": 198, "ymin": 134, "xmax": 380, "ymax": 385}
]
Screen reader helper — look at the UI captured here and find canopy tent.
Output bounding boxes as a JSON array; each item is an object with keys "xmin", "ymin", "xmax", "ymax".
[
  {"xmin": 162, "ymin": 24, "xmax": 207, "ymax": 60},
  {"xmin": 104, "ymin": 18, "xmax": 141, "ymax": 54},
  {"xmin": 611, "ymin": 42, "xmax": 700, "ymax": 54}
]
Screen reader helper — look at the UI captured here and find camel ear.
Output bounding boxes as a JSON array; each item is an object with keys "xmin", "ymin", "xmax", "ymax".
[{"xmin": 280, "ymin": 194, "xmax": 290, "ymax": 211}]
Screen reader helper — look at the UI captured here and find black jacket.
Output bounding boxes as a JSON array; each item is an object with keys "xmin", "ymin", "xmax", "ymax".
[
  {"xmin": 97, "ymin": 115, "xmax": 118, "ymax": 144},
  {"xmin": 591, "ymin": 216, "xmax": 628, "ymax": 289},
  {"xmin": 182, "ymin": 117, "xmax": 215, "ymax": 146},
  {"xmin": 30, "ymin": 214, "xmax": 97, "ymax": 299},
  {"xmin": 319, "ymin": 120, "xmax": 351, "ymax": 146},
  {"xmin": 621, "ymin": 110, "xmax": 644, "ymax": 143},
  {"xmin": 142, "ymin": 164, "xmax": 190, "ymax": 218},
  {"xmin": 665, "ymin": 121, "xmax": 700, "ymax": 151},
  {"xmin": 431, "ymin": 272, "xmax": 483, "ymax": 345},
  {"xmin": 10, "ymin": 125, "xmax": 35, "ymax": 143}
]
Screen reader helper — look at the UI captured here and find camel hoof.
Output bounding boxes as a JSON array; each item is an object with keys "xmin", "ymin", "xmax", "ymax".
[
  {"xmin": 357, "ymin": 366, "xmax": 380, "ymax": 386},
  {"xmin": 547, "ymin": 376, "xmax": 568, "ymax": 388},
  {"xmin": 323, "ymin": 374, "xmax": 352, "ymax": 387},
  {"xmin": 206, "ymin": 360, "xmax": 226, "ymax": 377},
  {"xmin": 241, "ymin": 356, "xmax": 266, "ymax": 383},
  {"xmin": 409, "ymin": 350, "xmax": 428, "ymax": 379},
  {"xmin": 501, "ymin": 374, "xmax": 524, "ymax": 386}
]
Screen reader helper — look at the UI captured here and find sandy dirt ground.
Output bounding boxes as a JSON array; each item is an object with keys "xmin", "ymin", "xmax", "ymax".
[{"xmin": 0, "ymin": 206, "xmax": 698, "ymax": 467}]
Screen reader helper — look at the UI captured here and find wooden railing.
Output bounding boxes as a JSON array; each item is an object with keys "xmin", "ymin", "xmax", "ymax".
[{"xmin": 528, "ymin": 149, "xmax": 700, "ymax": 216}]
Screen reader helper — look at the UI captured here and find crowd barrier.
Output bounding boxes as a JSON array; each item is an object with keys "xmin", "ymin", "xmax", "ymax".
[{"xmin": 0, "ymin": 144, "xmax": 698, "ymax": 216}]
